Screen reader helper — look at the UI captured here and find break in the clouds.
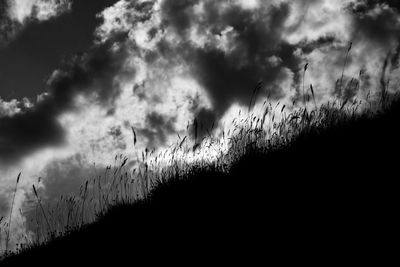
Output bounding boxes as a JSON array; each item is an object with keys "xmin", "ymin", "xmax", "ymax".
[
  {"xmin": 0, "ymin": 0, "xmax": 71, "ymax": 46},
  {"xmin": 1, "ymin": 0, "xmax": 400, "ymax": 249}
]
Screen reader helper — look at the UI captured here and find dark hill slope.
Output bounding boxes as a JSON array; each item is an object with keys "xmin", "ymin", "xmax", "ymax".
[{"xmin": 2, "ymin": 103, "xmax": 399, "ymax": 265}]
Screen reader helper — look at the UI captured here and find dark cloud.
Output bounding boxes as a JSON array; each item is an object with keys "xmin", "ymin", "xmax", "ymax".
[
  {"xmin": 108, "ymin": 125, "xmax": 127, "ymax": 150},
  {"xmin": 159, "ymin": 0, "xmax": 301, "ymax": 117},
  {"xmin": 0, "ymin": 34, "xmax": 130, "ymax": 165},
  {"xmin": 0, "ymin": 104, "xmax": 65, "ymax": 165},
  {"xmin": 189, "ymin": 94, "xmax": 218, "ymax": 141},
  {"xmin": 350, "ymin": 1, "xmax": 400, "ymax": 48},
  {"xmin": 0, "ymin": 1, "xmax": 19, "ymax": 47},
  {"xmin": 160, "ymin": 0, "xmax": 199, "ymax": 34},
  {"xmin": 23, "ymin": 154, "xmax": 102, "ymax": 233},
  {"xmin": 137, "ymin": 112, "xmax": 176, "ymax": 148},
  {"xmin": 0, "ymin": 0, "xmax": 120, "ymax": 100},
  {"xmin": 346, "ymin": 1, "xmax": 400, "ymax": 96},
  {"xmin": 359, "ymin": 0, "xmax": 400, "ymax": 11},
  {"xmin": 39, "ymin": 154, "xmax": 92, "ymax": 201},
  {"xmin": 300, "ymin": 36, "xmax": 339, "ymax": 54},
  {"xmin": 192, "ymin": 107, "xmax": 218, "ymax": 142},
  {"xmin": 0, "ymin": 194, "xmax": 10, "ymax": 218},
  {"xmin": 334, "ymin": 76, "xmax": 360, "ymax": 101}
]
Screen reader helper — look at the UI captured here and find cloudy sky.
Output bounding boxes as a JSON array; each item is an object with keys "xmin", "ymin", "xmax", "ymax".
[{"xmin": 1, "ymin": 0, "xmax": 400, "ymax": 247}]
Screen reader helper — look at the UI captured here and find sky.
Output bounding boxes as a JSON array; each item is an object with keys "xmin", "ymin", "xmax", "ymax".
[{"xmin": 1, "ymin": 0, "xmax": 400, "ymax": 249}]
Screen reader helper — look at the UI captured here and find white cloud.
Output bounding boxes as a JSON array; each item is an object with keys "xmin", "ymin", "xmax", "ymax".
[
  {"xmin": 0, "ymin": 97, "xmax": 44, "ymax": 118},
  {"xmin": 234, "ymin": 0, "xmax": 260, "ymax": 10},
  {"xmin": 283, "ymin": 0, "xmax": 354, "ymax": 44},
  {"xmin": 0, "ymin": 98, "xmax": 21, "ymax": 117},
  {"xmin": 0, "ymin": 0, "xmax": 71, "ymax": 46},
  {"xmin": 7, "ymin": 0, "xmax": 72, "ymax": 23}
]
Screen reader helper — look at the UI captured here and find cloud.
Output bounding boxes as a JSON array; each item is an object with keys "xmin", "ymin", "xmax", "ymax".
[
  {"xmin": 7, "ymin": 0, "xmax": 72, "ymax": 23},
  {"xmin": 163, "ymin": 0, "xmax": 303, "ymax": 111},
  {"xmin": 0, "ymin": 194, "xmax": 10, "ymax": 218},
  {"xmin": 0, "ymin": 33, "xmax": 130, "ymax": 165},
  {"xmin": 94, "ymin": 0, "xmax": 400, "ymax": 123},
  {"xmin": 0, "ymin": 102, "xmax": 65, "ymax": 166},
  {"xmin": 0, "ymin": 0, "xmax": 72, "ymax": 46},
  {"xmin": 0, "ymin": 98, "xmax": 22, "ymax": 117},
  {"xmin": 138, "ymin": 112, "xmax": 177, "ymax": 147},
  {"xmin": 274, "ymin": 0, "xmax": 400, "ymax": 102},
  {"xmin": 0, "ymin": 0, "xmax": 20, "ymax": 46},
  {"xmin": 96, "ymin": 0, "xmax": 304, "ymax": 128}
]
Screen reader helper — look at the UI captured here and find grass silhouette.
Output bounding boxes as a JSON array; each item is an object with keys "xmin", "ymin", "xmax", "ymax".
[{"xmin": 0, "ymin": 93, "xmax": 398, "ymax": 264}]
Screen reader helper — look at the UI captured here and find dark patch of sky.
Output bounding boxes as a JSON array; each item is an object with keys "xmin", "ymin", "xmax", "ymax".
[{"xmin": 0, "ymin": 0, "xmax": 120, "ymax": 101}]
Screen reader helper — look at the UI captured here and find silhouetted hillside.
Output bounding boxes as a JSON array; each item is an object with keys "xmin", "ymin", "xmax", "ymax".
[{"xmin": 1, "ymin": 100, "xmax": 399, "ymax": 265}]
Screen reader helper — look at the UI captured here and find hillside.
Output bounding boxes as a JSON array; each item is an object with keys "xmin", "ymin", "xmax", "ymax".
[{"xmin": 1, "ymin": 99, "xmax": 399, "ymax": 265}]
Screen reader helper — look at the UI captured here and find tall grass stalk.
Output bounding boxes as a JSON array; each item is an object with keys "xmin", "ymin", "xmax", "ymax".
[
  {"xmin": 310, "ymin": 84, "xmax": 317, "ymax": 109},
  {"xmin": 303, "ymin": 63, "xmax": 309, "ymax": 104},
  {"xmin": 339, "ymin": 42, "xmax": 352, "ymax": 92},
  {"xmin": 32, "ymin": 185, "xmax": 52, "ymax": 237},
  {"xmin": 5, "ymin": 172, "xmax": 21, "ymax": 253}
]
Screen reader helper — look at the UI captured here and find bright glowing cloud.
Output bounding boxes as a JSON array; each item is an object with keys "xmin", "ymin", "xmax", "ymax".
[{"xmin": 7, "ymin": 0, "xmax": 72, "ymax": 23}]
